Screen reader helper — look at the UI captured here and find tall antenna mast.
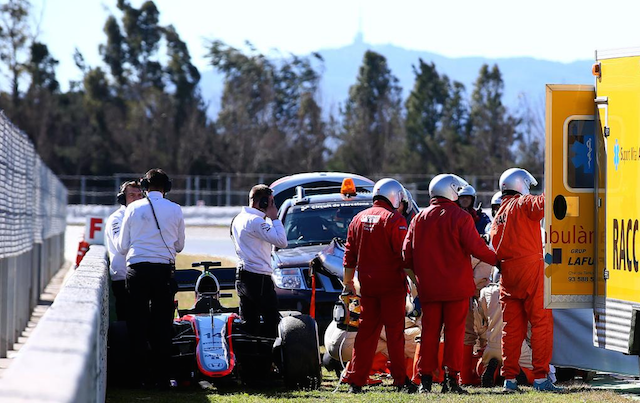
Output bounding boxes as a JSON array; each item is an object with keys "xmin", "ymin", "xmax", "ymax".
[{"xmin": 354, "ymin": 1, "xmax": 364, "ymax": 45}]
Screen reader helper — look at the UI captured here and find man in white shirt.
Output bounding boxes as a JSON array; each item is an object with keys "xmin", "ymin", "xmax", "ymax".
[
  {"xmin": 116, "ymin": 168, "xmax": 185, "ymax": 388},
  {"xmin": 104, "ymin": 180, "xmax": 143, "ymax": 321},
  {"xmin": 231, "ymin": 184, "xmax": 287, "ymax": 338}
]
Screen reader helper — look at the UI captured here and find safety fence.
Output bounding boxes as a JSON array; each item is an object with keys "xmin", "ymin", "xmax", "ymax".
[
  {"xmin": 60, "ymin": 172, "xmax": 542, "ymax": 208},
  {"xmin": 0, "ymin": 111, "xmax": 67, "ymax": 360},
  {"xmin": 0, "ymin": 246, "xmax": 108, "ymax": 403}
]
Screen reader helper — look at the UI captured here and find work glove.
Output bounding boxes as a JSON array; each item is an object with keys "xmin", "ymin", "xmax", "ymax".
[{"xmin": 342, "ymin": 281, "xmax": 355, "ymax": 296}]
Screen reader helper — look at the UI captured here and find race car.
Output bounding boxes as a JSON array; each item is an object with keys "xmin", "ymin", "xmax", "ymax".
[{"xmin": 107, "ymin": 261, "xmax": 322, "ymax": 389}]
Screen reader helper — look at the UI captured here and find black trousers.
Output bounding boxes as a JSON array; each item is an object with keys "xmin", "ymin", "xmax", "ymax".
[
  {"xmin": 236, "ymin": 270, "xmax": 280, "ymax": 338},
  {"xmin": 126, "ymin": 263, "xmax": 175, "ymax": 384},
  {"xmin": 111, "ymin": 279, "xmax": 129, "ymax": 321}
]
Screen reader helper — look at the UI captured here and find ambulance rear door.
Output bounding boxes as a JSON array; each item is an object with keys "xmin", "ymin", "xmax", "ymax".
[{"xmin": 543, "ymin": 84, "xmax": 598, "ymax": 309}]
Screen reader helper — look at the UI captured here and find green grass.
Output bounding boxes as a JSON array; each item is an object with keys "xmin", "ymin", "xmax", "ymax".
[{"xmin": 106, "ymin": 367, "xmax": 634, "ymax": 403}]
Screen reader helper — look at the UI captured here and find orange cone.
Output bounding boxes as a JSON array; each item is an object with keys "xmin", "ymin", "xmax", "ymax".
[{"xmin": 76, "ymin": 240, "xmax": 90, "ymax": 266}]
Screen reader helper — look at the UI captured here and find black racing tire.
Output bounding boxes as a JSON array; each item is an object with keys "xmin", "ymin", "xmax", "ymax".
[
  {"xmin": 579, "ymin": 370, "xmax": 596, "ymax": 383},
  {"xmin": 555, "ymin": 367, "xmax": 577, "ymax": 382},
  {"xmin": 278, "ymin": 314, "xmax": 322, "ymax": 389}
]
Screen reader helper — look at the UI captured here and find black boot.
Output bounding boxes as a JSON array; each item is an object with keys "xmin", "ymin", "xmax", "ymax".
[
  {"xmin": 442, "ymin": 372, "xmax": 468, "ymax": 394},
  {"xmin": 396, "ymin": 377, "xmax": 418, "ymax": 393},
  {"xmin": 419, "ymin": 375, "xmax": 432, "ymax": 393},
  {"xmin": 481, "ymin": 358, "xmax": 499, "ymax": 387},
  {"xmin": 516, "ymin": 369, "xmax": 530, "ymax": 386},
  {"xmin": 347, "ymin": 384, "xmax": 362, "ymax": 394}
]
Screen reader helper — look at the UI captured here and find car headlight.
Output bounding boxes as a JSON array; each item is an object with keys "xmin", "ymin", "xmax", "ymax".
[{"xmin": 272, "ymin": 267, "xmax": 305, "ymax": 290}]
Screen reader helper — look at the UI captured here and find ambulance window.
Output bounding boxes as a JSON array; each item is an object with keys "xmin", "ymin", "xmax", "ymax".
[{"xmin": 566, "ymin": 119, "xmax": 595, "ymax": 189}]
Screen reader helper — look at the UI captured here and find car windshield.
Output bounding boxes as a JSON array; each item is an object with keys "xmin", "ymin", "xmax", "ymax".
[{"xmin": 282, "ymin": 201, "xmax": 372, "ymax": 248}]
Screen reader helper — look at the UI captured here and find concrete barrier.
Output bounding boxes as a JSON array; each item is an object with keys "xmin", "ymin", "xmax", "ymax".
[{"xmin": 0, "ymin": 246, "xmax": 109, "ymax": 403}]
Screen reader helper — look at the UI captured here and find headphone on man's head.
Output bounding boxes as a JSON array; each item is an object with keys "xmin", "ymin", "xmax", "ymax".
[
  {"xmin": 140, "ymin": 172, "xmax": 172, "ymax": 193},
  {"xmin": 259, "ymin": 196, "xmax": 269, "ymax": 210},
  {"xmin": 249, "ymin": 184, "xmax": 272, "ymax": 211}
]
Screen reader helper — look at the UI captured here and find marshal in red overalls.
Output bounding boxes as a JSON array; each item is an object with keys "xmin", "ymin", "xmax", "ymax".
[{"xmin": 342, "ymin": 199, "xmax": 408, "ymax": 389}]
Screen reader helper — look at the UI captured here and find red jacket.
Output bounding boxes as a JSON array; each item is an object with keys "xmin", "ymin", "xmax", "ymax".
[
  {"xmin": 343, "ymin": 200, "xmax": 408, "ymax": 297},
  {"xmin": 403, "ymin": 198, "xmax": 497, "ymax": 302},
  {"xmin": 489, "ymin": 194, "xmax": 545, "ymax": 288}
]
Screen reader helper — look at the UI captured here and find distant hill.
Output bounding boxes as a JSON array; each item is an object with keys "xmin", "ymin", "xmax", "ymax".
[{"xmin": 199, "ymin": 35, "xmax": 594, "ymax": 119}]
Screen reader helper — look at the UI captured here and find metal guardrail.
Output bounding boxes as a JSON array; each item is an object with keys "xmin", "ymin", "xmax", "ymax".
[
  {"xmin": 0, "ymin": 112, "xmax": 67, "ymax": 359},
  {"xmin": 59, "ymin": 172, "xmax": 542, "ymax": 207}
]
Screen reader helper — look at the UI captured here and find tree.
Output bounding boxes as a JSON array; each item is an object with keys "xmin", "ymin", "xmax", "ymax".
[
  {"xmin": 115, "ymin": 0, "xmax": 163, "ymax": 88},
  {"xmin": 207, "ymin": 41, "xmax": 327, "ymax": 173},
  {"xmin": 164, "ymin": 25, "xmax": 201, "ymax": 129},
  {"xmin": 404, "ymin": 59, "xmax": 472, "ymax": 173},
  {"xmin": 468, "ymin": 64, "xmax": 519, "ymax": 175},
  {"xmin": 0, "ymin": 0, "xmax": 219, "ymax": 176},
  {"xmin": 330, "ymin": 51, "xmax": 403, "ymax": 175},
  {"xmin": 100, "ymin": 15, "xmax": 126, "ymax": 86},
  {"xmin": 438, "ymin": 79, "xmax": 474, "ymax": 173},
  {"xmin": 273, "ymin": 54, "xmax": 325, "ymax": 172},
  {"xmin": 79, "ymin": 0, "xmax": 214, "ymax": 175},
  {"xmin": 208, "ymin": 41, "xmax": 274, "ymax": 173},
  {"xmin": 0, "ymin": 0, "xmax": 30, "ymax": 107},
  {"xmin": 292, "ymin": 91, "xmax": 326, "ymax": 171},
  {"xmin": 514, "ymin": 93, "xmax": 544, "ymax": 174},
  {"xmin": 27, "ymin": 41, "xmax": 58, "ymax": 92},
  {"xmin": 20, "ymin": 41, "xmax": 59, "ymax": 163}
]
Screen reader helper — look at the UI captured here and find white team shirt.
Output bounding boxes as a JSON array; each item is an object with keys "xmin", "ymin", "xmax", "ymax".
[
  {"xmin": 105, "ymin": 206, "xmax": 127, "ymax": 281},
  {"xmin": 116, "ymin": 191, "xmax": 186, "ymax": 265},
  {"xmin": 231, "ymin": 206, "xmax": 288, "ymax": 275}
]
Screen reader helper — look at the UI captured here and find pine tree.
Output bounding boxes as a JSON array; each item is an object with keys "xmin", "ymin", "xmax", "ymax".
[
  {"xmin": 439, "ymin": 79, "xmax": 474, "ymax": 173},
  {"xmin": 405, "ymin": 59, "xmax": 449, "ymax": 173},
  {"xmin": 468, "ymin": 64, "xmax": 519, "ymax": 175},
  {"xmin": 331, "ymin": 51, "xmax": 403, "ymax": 175}
]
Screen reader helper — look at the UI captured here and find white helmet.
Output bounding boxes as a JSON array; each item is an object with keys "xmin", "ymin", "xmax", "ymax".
[
  {"xmin": 429, "ymin": 174, "xmax": 469, "ymax": 201},
  {"xmin": 373, "ymin": 178, "xmax": 404, "ymax": 209},
  {"xmin": 401, "ymin": 186, "xmax": 419, "ymax": 218},
  {"xmin": 401, "ymin": 186, "xmax": 410, "ymax": 204},
  {"xmin": 491, "ymin": 267, "xmax": 501, "ymax": 283},
  {"xmin": 499, "ymin": 168, "xmax": 538, "ymax": 195},
  {"xmin": 458, "ymin": 185, "xmax": 476, "ymax": 197},
  {"xmin": 491, "ymin": 191, "xmax": 502, "ymax": 207}
]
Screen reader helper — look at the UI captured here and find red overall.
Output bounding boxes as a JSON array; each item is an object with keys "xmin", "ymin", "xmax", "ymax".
[
  {"xmin": 403, "ymin": 198, "xmax": 497, "ymax": 378},
  {"xmin": 343, "ymin": 200, "xmax": 408, "ymax": 387},
  {"xmin": 489, "ymin": 193, "xmax": 552, "ymax": 380}
]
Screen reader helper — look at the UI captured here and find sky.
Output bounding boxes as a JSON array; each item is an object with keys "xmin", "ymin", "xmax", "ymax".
[{"xmin": 28, "ymin": 0, "xmax": 640, "ymax": 89}]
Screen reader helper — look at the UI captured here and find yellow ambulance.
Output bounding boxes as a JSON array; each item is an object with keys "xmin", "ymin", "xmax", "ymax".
[{"xmin": 546, "ymin": 47, "xmax": 640, "ymax": 364}]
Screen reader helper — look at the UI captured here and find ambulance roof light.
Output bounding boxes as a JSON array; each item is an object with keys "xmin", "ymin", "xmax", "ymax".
[
  {"xmin": 592, "ymin": 62, "xmax": 601, "ymax": 79},
  {"xmin": 341, "ymin": 178, "xmax": 357, "ymax": 196}
]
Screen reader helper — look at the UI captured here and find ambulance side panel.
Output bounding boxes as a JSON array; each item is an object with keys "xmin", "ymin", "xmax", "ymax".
[{"xmin": 596, "ymin": 52, "xmax": 640, "ymax": 355}]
